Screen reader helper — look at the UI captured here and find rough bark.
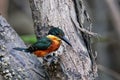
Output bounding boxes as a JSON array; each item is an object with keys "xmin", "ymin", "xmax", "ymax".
[
  {"xmin": 29, "ymin": 0, "xmax": 97, "ymax": 80},
  {"xmin": 0, "ymin": 15, "xmax": 49, "ymax": 80}
]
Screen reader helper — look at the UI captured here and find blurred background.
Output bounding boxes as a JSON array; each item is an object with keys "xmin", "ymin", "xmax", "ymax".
[
  {"xmin": 0, "ymin": 0, "xmax": 34, "ymax": 35},
  {"xmin": 0, "ymin": 0, "xmax": 120, "ymax": 80}
]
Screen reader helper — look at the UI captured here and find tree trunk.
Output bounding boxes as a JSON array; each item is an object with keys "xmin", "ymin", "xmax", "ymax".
[
  {"xmin": 29, "ymin": 0, "xmax": 98, "ymax": 80},
  {"xmin": 0, "ymin": 0, "xmax": 98, "ymax": 80},
  {"xmin": 0, "ymin": 15, "xmax": 49, "ymax": 80}
]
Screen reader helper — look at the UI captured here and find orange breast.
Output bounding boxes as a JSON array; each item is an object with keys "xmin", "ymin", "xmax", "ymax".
[{"xmin": 34, "ymin": 38, "xmax": 61, "ymax": 57}]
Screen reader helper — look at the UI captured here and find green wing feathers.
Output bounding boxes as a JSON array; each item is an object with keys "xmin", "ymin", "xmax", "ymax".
[
  {"xmin": 32, "ymin": 37, "xmax": 52, "ymax": 50},
  {"xmin": 13, "ymin": 37, "xmax": 52, "ymax": 52}
]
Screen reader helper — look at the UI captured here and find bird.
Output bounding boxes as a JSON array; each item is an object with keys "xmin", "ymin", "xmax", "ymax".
[{"xmin": 13, "ymin": 27, "xmax": 72, "ymax": 57}]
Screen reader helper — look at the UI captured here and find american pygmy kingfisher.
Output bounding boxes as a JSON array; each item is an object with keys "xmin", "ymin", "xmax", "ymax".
[{"xmin": 13, "ymin": 27, "xmax": 72, "ymax": 57}]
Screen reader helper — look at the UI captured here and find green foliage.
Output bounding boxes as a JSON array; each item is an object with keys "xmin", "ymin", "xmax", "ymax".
[{"xmin": 21, "ymin": 35, "xmax": 37, "ymax": 44}]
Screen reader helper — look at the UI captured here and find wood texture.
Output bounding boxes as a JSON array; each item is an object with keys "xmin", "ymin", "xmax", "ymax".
[
  {"xmin": 29, "ymin": 0, "xmax": 97, "ymax": 80},
  {"xmin": 0, "ymin": 15, "xmax": 49, "ymax": 80}
]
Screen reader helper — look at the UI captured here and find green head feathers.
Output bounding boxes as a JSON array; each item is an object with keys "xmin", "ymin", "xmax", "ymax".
[
  {"xmin": 48, "ymin": 26, "xmax": 72, "ymax": 47},
  {"xmin": 48, "ymin": 27, "xmax": 65, "ymax": 38}
]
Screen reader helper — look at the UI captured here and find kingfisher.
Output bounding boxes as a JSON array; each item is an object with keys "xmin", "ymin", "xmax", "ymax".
[{"xmin": 13, "ymin": 27, "xmax": 72, "ymax": 57}]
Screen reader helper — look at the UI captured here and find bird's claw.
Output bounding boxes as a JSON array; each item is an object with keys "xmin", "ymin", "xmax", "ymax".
[{"xmin": 42, "ymin": 53, "xmax": 60, "ymax": 66}]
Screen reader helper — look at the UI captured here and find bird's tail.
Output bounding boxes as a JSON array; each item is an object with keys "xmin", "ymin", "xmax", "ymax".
[{"xmin": 13, "ymin": 47, "xmax": 29, "ymax": 52}]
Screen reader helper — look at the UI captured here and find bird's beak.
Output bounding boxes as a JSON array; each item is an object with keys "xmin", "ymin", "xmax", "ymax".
[{"xmin": 61, "ymin": 36, "xmax": 72, "ymax": 47}]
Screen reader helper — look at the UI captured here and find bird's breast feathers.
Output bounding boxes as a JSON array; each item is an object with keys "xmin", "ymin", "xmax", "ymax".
[{"xmin": 34, "ymin": 35, "xmax": 61, "ymax": 57}]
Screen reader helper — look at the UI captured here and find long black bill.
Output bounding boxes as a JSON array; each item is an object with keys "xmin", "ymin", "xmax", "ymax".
[{"xmin": 61, "ymin": 36, "xmax": 72, "ymax": 47}]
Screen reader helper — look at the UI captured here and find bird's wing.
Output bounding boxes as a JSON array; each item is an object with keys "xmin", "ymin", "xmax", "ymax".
[{"xmin": 32, "ymin": 37, "xmax": 52, "ymax": 50}]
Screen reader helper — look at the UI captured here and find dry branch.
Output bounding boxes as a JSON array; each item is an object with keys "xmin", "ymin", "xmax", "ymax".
[
  {"xmin": 105, "ymin": 0, "xmax": 120, "ymax": 38},
  {"xmin": 0, "ymin": 15, "xmax": 49, "ymax": 80}
]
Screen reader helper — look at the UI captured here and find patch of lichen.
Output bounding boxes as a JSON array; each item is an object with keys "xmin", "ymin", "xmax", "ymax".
[{"xmin": 0, "ymin": 53, "xmax": 21, "ymax": 80}]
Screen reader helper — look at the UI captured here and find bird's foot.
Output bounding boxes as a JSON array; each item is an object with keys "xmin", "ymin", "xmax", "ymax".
[{"xmin": 42, "ymin": 53, "xmax": 60, "ymax": 67}]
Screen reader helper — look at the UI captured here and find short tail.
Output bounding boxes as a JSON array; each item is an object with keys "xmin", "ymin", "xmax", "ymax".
[{"xmin": 13, "ymin": 47, "xmax": 29, "ymax": 52}]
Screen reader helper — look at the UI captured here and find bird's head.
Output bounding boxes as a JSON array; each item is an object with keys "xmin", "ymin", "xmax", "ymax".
[{"xmin": 48, "ymin": 27, "xmax": 72, "ymax": 47}]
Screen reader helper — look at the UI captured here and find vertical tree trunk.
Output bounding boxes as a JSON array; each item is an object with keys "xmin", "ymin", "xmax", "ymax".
[
  {"xmin": 29, "ymin": 0, "xmax": 97, "ymax": 80},
  {"xmin": 0, "ymin": 0, "xmax": 98, "ymax": 80},
  {"xmin": 0, "ymin": 0, "xmax": 8, "ymax": 17}
]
